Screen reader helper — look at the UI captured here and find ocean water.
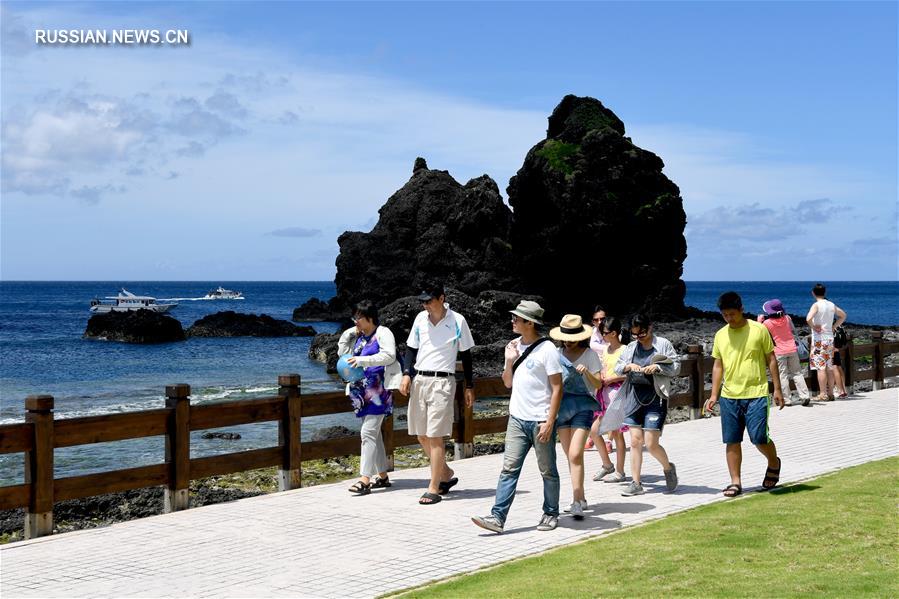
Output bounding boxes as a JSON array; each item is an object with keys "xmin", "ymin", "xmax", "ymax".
[
  {"xmin": 684, "ymin": 281, "xmax": 899, "ymax": 326},
  {"xmin": 0, "ymin": 281, "xmax": 345, "ymax": 484},
  {"xmin": 0, "ymin": 280, "xmax": 895, "ymax": 485}
]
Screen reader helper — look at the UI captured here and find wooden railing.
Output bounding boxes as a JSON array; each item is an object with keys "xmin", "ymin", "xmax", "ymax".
[{"xmin": 1, "ymin": 332, "xmax": 895, "ymax": 539}]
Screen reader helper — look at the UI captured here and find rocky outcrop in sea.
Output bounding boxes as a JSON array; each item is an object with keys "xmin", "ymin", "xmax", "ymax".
[
  {"xmin": 187, "ymin": 311, "xmax": 316, "ymax": 337},
  {"xmin": 83, "ymin": 310, "xmax": 186, "ymax": 343}
]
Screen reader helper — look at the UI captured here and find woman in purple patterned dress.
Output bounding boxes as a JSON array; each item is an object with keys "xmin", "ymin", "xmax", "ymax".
[{"xmin": 337, "ymin": 300, "xmax": 402, "ymax": 495}]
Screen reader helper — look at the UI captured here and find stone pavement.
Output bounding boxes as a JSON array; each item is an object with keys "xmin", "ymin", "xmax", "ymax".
[{"xmin": 1, "ymin": 388, "xmax": 896, "ymax": 598}]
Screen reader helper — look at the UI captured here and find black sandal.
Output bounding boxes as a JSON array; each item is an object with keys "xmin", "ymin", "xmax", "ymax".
[
  {"xmin": 438, "ymin": 477, "xmax": 458, "ymax": 495},
  {"xmin": 762, "ymin": 457, "xmax": 781, "ymax": 490},
  {"xmin": 722, "ymin": 483, "xmax": 742, "ymax": 498},
  {"xmin": 419, "ymin": 492, "xmax": 442, "ymax": 505},
  {"xmin": 372, "ymin": 476, "xmax": 392, "ymax": 489},
  {"xmin": 348, "ymin": 481, "xmax": 372, "ymax": 495}
]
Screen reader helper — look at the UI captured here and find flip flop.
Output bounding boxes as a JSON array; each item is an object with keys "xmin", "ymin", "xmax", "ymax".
[
  {"xmin": 762, "ymin": 457, "xmax": 781, "ymax": 490},
  {"xmin": 722, "ymin": 483, "xmax": 742, "ymax": 498},
  {"xmin": 419, "ymin": 492, "xmax": 442, "ymax": 505},
  {"xmin": 438, "ymin": 477, "xmax": 459, "ymax": 495}
]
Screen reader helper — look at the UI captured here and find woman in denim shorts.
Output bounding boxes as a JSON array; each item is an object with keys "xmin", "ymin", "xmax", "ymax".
[
  {"xmin": 550, "ymin": 315, "xmax": 603, "ymax": 520},
  {"xmin": 615, "ymin": 314, "xmax": 679, "ymax": 497}
]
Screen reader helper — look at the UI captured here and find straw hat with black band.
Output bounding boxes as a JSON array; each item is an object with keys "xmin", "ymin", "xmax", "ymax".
[{"xmin": 549, "ymin": 314, "xmax": 592, "ymax": 342}]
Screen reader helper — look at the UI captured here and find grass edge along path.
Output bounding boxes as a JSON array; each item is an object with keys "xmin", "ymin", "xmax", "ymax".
[{"xmin": 392, "ymin": 457, "xmax": 898, "ymax": 598}]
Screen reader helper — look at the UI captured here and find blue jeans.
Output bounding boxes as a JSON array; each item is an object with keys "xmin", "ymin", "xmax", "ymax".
[{"xmin": 491, "ymin": 415, "xmax": 560, "ymax": 525}]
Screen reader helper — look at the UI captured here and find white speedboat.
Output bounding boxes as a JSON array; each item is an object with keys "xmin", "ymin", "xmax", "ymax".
[
  {"xmin": 202, "ymin": 286, "xmax": 244, "ymax": 300},
  {"xmin": 89, "ymin": 289, "xmax": 177, "ymax": 313}
]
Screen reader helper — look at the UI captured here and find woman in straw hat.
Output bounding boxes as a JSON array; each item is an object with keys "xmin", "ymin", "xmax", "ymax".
[{"xmin": 550, "ymin": 314, "xmax": 603, "ymax": 520}]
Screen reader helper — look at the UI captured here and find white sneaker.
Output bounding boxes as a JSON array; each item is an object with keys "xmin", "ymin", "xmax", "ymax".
[
  {"xmin": 602, "ymin": 471, "xmax": 626, "ymax": 483},
  {"xmin": 563, "ymin": 499, "xmax": 588, "ymax": 513},
  {"xmin": 536, "ymin": 513, "xmax": 558, "ymax": 531},
  {"xmin": 570, "ymin": 501, "xmax": 585, "ymax": 520},
  {"xmin": 592, "ymin": 464, "xmax": 615, "ymax": 481}
]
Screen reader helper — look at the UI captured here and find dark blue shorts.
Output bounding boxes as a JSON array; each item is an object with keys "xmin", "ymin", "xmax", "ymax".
[
  {"xmin": 719, "ymin": 396, "xmax": 771, "ymax": 445},
  {"xmin": 623, "ymin": 395, "xmax": 667, "ymax": 432},
  {"xmin": 557, "ymin": 394, "xmax": 597, "ymax": 430}
]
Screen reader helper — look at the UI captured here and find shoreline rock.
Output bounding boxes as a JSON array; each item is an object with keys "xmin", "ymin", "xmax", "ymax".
[
  {"xmin": 83, "ymin": 309, "xmax": 186, "ymax": 343},
  {"xmin": 187, "ymin": 311, "xmax": 316, "ymax": 337}
]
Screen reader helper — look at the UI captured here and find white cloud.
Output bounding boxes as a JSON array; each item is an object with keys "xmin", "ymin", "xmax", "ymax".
[
  {"xmin": 268, "ymin": 227, "xmax": 321, "ymax": 238},
  {"xmin": 0, "ymin": 4, "xmax": 893, "ymax": 281}
]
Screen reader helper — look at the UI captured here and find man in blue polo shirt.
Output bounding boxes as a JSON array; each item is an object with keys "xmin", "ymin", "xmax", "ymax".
[{"xmin": 400, "ymin": 283, "xmax": 476, "ymax": 506}]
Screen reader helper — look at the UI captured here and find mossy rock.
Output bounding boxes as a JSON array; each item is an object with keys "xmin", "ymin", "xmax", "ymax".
[{"xmin": 536, "ymin": 140, "xmax": 580, "ymax": 175}]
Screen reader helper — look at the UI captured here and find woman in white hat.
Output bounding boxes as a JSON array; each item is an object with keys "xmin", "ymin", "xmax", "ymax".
[{"xmin": 550, "ymin": 314, "xmax": 603, "ymax": 520}]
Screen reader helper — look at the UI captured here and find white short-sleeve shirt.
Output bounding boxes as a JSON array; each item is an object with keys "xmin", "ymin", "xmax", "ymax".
[
  {"xmin": 509, "ymin": 338, "xmax": 563, "ymax": 421},
  {"xmin": 406, "ymin": 305, "xmax": 475, "ymax": 373}
]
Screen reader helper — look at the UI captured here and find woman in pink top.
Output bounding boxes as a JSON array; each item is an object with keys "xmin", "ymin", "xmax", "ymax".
[{"xmin": 758, "ymin": 299, "xmax": 810, "ymax": 406}]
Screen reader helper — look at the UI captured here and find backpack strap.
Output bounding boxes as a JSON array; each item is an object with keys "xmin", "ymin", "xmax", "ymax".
[{"xmin": 512, "ymin": 338, "xmax": 551, "ymax": 373}]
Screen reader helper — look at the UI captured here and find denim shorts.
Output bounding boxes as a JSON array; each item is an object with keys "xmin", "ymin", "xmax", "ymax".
[
  {"xmin": 719, "ymin": 396, "xmax": 770, "ymax": 445},
  {"xmin": 556, "ymin": 394, "xmax": 597, "ymax": 430},
  {"xmin": 623, "ymin": 395, "xmax": 667, "ymax": 432}
]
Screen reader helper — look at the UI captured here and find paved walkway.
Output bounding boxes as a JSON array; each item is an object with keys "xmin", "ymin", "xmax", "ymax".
[{"xmin": 2, "ymin": 388, "xmax": 896, "ymax": 598}]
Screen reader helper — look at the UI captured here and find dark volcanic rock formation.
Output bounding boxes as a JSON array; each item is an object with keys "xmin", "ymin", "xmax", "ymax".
[
  {"xmin": 83, "ymin": 310, "xmax": 186, "ymax": 343},
  {"xmin": 331, "ymin": 158, "xmax": 516, "ymax": 308},
  {"xmin": 187, "ymin": 311, "xmax": 316, "ymax": 337},
  {"xmin": 299, "ymin": 94, "xmax": 689, "ymax": 369},
  {"xmin": 309, "ymin": 332, "xmax": 342, "ymax": 372},
  {"xmin": 292, "ymin": 297, "xmax": 348, "ymax": 323},
  {"xmin": 508, "ymin": 95, "xmax": 687, "ymax": 315},
  {"xmin": 508, "ymin": 95, "xmax": 687, "ymax": 317}
]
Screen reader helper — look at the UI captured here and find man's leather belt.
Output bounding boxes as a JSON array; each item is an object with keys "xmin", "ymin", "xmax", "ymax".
[{"xmin": 416, "ymin": 370, "xmax": 454, "ymax": 378}]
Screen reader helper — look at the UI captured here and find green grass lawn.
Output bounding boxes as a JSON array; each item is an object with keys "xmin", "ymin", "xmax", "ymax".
[{"xmin": 396, "ymin": 457, "xmax": 898, "ymax": 598}]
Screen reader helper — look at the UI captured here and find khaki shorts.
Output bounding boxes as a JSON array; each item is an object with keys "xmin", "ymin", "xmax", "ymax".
[{"xmin": 407, "ymin": 376, "xmax": 456, "ymax": 438}]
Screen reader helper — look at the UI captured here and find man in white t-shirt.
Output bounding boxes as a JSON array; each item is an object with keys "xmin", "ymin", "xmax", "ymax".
[
  {"xmin": 806, "ymin": 283, "xmax": 846, "ymax": 401},
  {"xmin": 400, "ymin": 283, "xmax": 476, "ymax": 505},
  {"xmin": 471, "ymin": 300, "xmax": 563, "ymax": 533}
]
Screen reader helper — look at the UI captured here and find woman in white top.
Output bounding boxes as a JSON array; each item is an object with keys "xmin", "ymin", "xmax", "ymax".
[
  {"xmin": 550, "ymin": 314, "xmax": 603, "ymax": 520},
  {"xmin": 806, "ymin": 283, "xmax": 847, "ymax": 401}
]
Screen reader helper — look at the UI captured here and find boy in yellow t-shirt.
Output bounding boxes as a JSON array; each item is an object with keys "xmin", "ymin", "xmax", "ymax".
[{"xmin": 704, "ymin": 291, "xmax": 785, "ymax": 498}]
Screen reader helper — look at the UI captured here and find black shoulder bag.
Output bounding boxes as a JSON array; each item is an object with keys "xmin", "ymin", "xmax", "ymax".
[{"xmin": 512, "ymin": 338, "xmax": 551, "ymax": 373}]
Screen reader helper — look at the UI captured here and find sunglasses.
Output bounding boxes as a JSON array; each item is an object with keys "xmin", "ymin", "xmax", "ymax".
[
  {"xmin": 592, "ymin": 317, "xmax": 605, "ymax": 324},
  {"xmin": 631, "ymin": 330, "xmax": 648, "ymax": 339},
  {"xmin": 511, "ymin": 315, "xmax": 524, "ymax": 323},
  {"xmin": 601, "ymin": 330, "xmax": 615, "ymax": 336}
]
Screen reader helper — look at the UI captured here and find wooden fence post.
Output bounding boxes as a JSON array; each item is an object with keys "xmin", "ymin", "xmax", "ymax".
[
  {"xmin": 843, "ymin": 333, "xmax": 855, "ymax": 391},
  {"xmin": 164, "ymin": 384, "xmax": 190, "ymax": 513},
  {"xmin": 687, "ymin": 345, "xmax": 704, "ymax": 419},
  {"xmin": 381, "ymin": 413, "xmax": 395, "ymax": 472},
  {"xmin": 453, "ymin": 383, "xmax": 474, "ymax": 460},
  {"xmin": 278, "ymin": 374, "xmax": 301, "ymax": 491},
  {"xmin": 872, "ymin": 331, "xmax": 885, "ymax": 391},
  {"xmin": 24, "ymin": 395, "xmax": 54, "ymax": 539}
]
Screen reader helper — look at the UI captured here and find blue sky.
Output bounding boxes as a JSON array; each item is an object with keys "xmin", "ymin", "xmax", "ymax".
[{"xmin": 1, "ymin": 1, "xmax": 896, "ymax": 281}]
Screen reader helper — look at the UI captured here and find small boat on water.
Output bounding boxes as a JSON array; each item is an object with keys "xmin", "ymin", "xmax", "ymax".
[
  {"xmin": 202, "ymin": 286, "xmax": 244, "ymax": 300},
  {"xmin": 89, "ymin": 289, "xmax": 177, "ymax": 313}
]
